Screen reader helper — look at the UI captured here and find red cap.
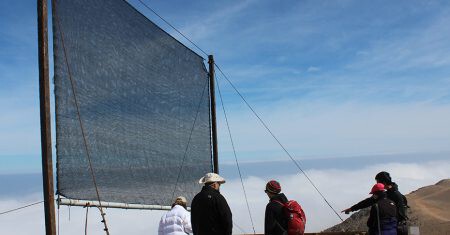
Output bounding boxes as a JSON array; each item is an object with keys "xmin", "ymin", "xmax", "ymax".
[{"xmin": 370, "ymin": 183, "xmax": 385, "ymax": 194}]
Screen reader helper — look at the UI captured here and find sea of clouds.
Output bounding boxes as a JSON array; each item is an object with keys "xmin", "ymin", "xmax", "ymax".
[{"xmin": 0, "ymin": 160, "xmax": 449, "ymax": 234}]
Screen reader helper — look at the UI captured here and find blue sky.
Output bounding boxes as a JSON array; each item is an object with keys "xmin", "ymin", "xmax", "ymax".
[
  {"xmin": 1, "ymin": 1, "xmax": 450, "ymax": 233},
  {"xmin": 1, "ymin": 0, "xmax": 450, "ymax": 174}
]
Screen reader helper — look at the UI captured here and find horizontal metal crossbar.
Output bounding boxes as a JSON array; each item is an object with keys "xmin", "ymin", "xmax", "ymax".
[{"xmin": 58, "ymin": 198, "xmax": 188, "ymax": 211}]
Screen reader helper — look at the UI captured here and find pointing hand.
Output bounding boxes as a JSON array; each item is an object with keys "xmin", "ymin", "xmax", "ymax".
[{"xmin": 341, "ymin": 208, "xmax": 351, "ymax": 214}]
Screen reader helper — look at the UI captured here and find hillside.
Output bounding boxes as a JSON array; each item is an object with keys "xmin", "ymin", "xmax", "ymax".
[{"xmin": 325, "ymin": 179, "xmax": 450, "ymax": 235}]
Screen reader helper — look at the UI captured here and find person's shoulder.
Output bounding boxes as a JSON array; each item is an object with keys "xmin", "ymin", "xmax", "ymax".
[
  {"xmin": 192, "ymin": 190, "xmax": 205, "ymax": 201},
  {"xmin": 265, "ymin": 200, "xmax": 274, "ymax": 209},
  {"xmin": 384, "ymin": 197, "xmax": 396, "ymax": 204},
  {"xmin": 279, "ymin": 193, "xmax": 288, "ymax": 202},
  {"xmin": 214, "ymin": 191, "xmax": 227, "ymax": 202},
  {"xmin": 173, "ymin": 205, "xmax": 189, "ymax": 215},
  {"xmin": 379, "ymin": 197, "xmax": 395, "ymax": 206},
  {"xmin": 266, "ymin": 200, "xmax": 280, "ymax": 208}
]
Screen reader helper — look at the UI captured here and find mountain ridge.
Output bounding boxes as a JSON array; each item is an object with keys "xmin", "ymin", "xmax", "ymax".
[{"xmin": 325, "ymin": 179, "xmax": 450, "ymax": 235}]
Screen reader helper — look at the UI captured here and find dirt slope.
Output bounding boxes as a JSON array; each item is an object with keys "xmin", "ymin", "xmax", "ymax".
[{"xmin": 325, "ymin": 179, "xmax": 450, "ymax": 235}]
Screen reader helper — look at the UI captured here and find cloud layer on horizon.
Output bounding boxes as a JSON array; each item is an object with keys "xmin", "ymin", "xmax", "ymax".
[{"xmin": 1, "ymin": 160, "xmax": 448, "ymax": 234}]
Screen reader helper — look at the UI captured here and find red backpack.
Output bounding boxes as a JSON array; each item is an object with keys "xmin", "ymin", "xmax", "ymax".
[{"xmin": 274, "ymin": 200, "xmax": 306, "ymax": 235}]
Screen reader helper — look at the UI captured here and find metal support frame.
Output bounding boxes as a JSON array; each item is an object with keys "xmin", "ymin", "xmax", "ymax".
[
  {"xmin": 38, "ymin": 0, "xmax": 56, "ymax": 234},
  {"xmin": 208, "ymin": 55, "xmax": 219, "ymax": 174},
  {"xmin": 58, "ymin": 198, "xmax": 190, "ymax": 211}
]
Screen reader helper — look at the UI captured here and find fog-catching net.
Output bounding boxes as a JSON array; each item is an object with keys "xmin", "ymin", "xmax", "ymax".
[{"xmin": 53, "ymin": 0, "xmax": 212, "ymax": 206}]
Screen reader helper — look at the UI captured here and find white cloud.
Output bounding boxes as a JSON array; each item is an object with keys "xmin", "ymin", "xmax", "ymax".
[
  {"xmin": 346, "ymin": 9, "xmax": 450, "ymax": 73},
  {"xmin": 1, "ymin": 161, "xmax": 448, "ymax": 234},
  {"xmin": 307, "ymin": 67, "xmax": 320, "ymax": 73},
  {"xmin": 216, "ymin": 101, "xmax": 450, "ymax": 159},
  {"xmin": 177, "ymin": 0, "xmax": 257, "ymax": 43}
]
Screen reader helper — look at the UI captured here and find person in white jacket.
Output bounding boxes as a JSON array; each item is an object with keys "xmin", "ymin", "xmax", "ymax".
[{"xmin": 158, "ymin": 196, "xmax": 193, "ymax": 235}]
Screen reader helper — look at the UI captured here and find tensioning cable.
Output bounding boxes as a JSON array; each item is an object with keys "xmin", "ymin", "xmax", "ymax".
[
  {"xmin": 0, "ymin": 201, "xmax": 44, "ymax": 216},
  {"xmin": 216, "ymin": 73, "xmax": 256, "ymax": 234},
  {"xmin": 171, "ymin": 76, "xmax": 210, "ymax": 201},
  {"xmin": 214, "ymin": 63, "xmax": 344, "ymax": 222},
  {"xmin": 135, "ymin": 0, "xmax": 344, "ymax": 222}
]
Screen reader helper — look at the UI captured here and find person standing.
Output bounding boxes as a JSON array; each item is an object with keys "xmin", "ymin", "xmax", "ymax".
[
  {"xmin": 158, "ymin": 196, "xmax": 193, "ymax": 235},
  {"xmin": 366, "ymin": 183, "xmax": 397, "ymax": 235},
  {"xmin": 264, "ymin": 180, "xmax": 289, "ymax": 235},
  {"xmin": 375, "ymin": 171, "xmax": 408, "ymax": 232},
  {"xmin": 342, "ymin": 171, "xmax": 408, "ymax": 235},
  {"xmin": 191, "ymin": 173, "xmax": 232, "ymax": 235}
]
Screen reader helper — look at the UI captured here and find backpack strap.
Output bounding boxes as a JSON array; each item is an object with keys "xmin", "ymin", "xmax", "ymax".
[
  {"xmin": 375, "ymin": 203, "xmax": 381, "ymax": 235},
  {"xmin": 272, "ymin": 200, "xmax": 285, "ymax": 207}
]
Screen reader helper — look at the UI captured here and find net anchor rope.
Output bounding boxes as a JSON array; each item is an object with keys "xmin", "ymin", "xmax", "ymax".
[
  {"xmin": 216, "ymin": 74, "xmax": 256, "ymax": 234},
  {"xmin": 0, "ymin": 201, "xmax": 44, "ymax": 216},
  {"xmin": 53, "ymin": 1, "xmax": 111, "ymax": 233},
  {"xmin": 214, "ymin": 63, "xmax": 344, "ymax": 222},
  {"xmin": 233, "ymin": 222, "xmax": 248, "ymax": 234},
  {"xmin": 171, "ymin": 76, "xmax": 211, "ymax": 201},
  {"xmin": 136, "ymin": 0, "xmax": 209, "ymax": 57},
  {"xmin": 84, "ymin": 206, "xmax": 89, "ymax": 235},
  {"xmin": 57, "ymin": 195, "xmax": 60, "ymax": 235},
  {"xmin": 135, "ymin": 0, "xmax": 344, "ymax": 222}
]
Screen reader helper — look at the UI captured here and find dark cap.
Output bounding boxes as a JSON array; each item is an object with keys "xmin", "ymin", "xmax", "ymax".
[
  {"xmin": 265, "ymin": 180, "xmax": 281, "ymax": 194},
  {"xmin": 375, "ymin": 171, "xmax": 392, "ymax": 184}
]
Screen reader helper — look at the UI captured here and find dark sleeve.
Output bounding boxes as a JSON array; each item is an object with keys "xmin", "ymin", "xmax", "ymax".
[
  {"xmin": 191, "ymin": 198, "xmax": 198, "ymax": 235},
  {"xmin": 351, "ymin": 197, "xmax": 375, "ymax": 211},
  {"xmin": 217, "ymin": 195, "xmax": 233, "ymax": 235},
  {"xmin": 264, "ymin": 204, "xmax": 286, "ymax": 235}
]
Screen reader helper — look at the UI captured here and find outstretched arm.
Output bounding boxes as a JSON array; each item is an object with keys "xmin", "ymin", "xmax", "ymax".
[{"xmin": 342, "ymin": 197, "xmax": 375, "ymax": 214}]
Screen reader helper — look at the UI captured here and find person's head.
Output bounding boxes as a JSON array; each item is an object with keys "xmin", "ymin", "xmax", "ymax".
[
  {"xmin": 370, "ymin": 183, "xmax": 386, "ymax": 199},
  {"xmin": 206, "ymin": 181, "xmax": 221, "ymax": 190},
  {"xmin": 375, "ymin": 171, "xmax": 392, "ymax": 186},
  {"xmin": 264, "ymin": 180, "xmax": 281, "ymax": 199},
  {"xmin": 198, "ymin": 173, "xmax": 226, "ymax": 191},
  {"xmin": 172, "ymin": 196, "xmax": 187, "ymax": 209}
]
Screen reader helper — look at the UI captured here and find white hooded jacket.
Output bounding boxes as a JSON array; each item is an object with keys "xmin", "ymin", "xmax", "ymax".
[{"xmin": 158, "ymin": 205, "xmax": 193, "ymax": 235}]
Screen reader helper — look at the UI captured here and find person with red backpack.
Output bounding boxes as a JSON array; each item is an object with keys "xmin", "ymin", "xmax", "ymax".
[{"xmin": 264, "ymin": 180, "xmax": 306, "ymax": 235}]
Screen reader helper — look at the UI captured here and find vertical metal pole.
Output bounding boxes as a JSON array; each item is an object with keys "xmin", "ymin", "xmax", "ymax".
[
  {"xmin": 38, "ymin": 0, "xmax": 56, "ymax": 234},
  {"xmin": 208, "ymin": 55, "xmax": 219, "ymax": 174}
]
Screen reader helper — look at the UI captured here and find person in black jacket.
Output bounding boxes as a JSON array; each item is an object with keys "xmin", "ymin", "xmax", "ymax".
[
  {"xmin": 366, "ymin": 183, "xmax": 397, "ymax": 235},
  {"xmin": 342, "ymin": 172, "xmax": 407, "ymax": 221},
  {"xmin": 342, "ymin": 171, "xmax": 407, "ymax": 234},
  {"xmin": 375, "ymin": 172, "xmax": 408, "ymax": 223},
  {"xmin": 191, "ymin": 173, "xmax": 232, "ymax": 235},
  {"xmin": 264, "ymin": 180, "xmax": 288, "ymax": 235}
]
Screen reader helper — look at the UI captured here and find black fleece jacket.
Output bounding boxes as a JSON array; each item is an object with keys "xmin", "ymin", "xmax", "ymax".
[
  {"xmin": 191, "ymin": 186, "xmax": 233, "ymax": 235},
  {"xmin": 350, "ymin": 182, "xmax": 407, "ymax": 222},
  {"xmin": 264, "ymin": 193, "xmax": 288, "ymax": 235},
  {"xmin": 367, "ymin": 192, "xmax": 397, "ymax": 229}
]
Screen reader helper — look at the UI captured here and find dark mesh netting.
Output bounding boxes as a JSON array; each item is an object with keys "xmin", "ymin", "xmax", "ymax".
[{"xmin": 53, "ymin": 0, "xmax": 212, "ymax": 206}]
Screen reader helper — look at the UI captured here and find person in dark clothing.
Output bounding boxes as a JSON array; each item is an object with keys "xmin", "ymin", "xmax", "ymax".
[
  {"xmin": 264, "ymin": 180, "xmax": 288, "ymax": 235},
  {"xmin": 342, "ymin": 171, "xmax": 408, "ymax": 231},
  {"xmin": 366, "ymin": 183, "xmax": 397, "ymax": 235},
  {"xmin": 375, "ymin": 172, "xmax": 408, "ymax": 223},
  {"xmin": 191, "ymin": 173, "xmax": 232, "ymax": 235}
]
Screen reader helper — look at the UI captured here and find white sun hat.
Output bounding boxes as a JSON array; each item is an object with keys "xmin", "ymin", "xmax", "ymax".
[{"xmin": 198, "ymin": 173, "xmax": 226, "ymax": 184}]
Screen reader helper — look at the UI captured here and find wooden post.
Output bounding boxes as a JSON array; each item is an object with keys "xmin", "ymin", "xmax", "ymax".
[
  {"xmin": 208, "ymin": 55, "xmax": 219, "ymax": 174},
  {"xmin": 38, "ymin": 0, "xmax": 56, "ymax": 234}
]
